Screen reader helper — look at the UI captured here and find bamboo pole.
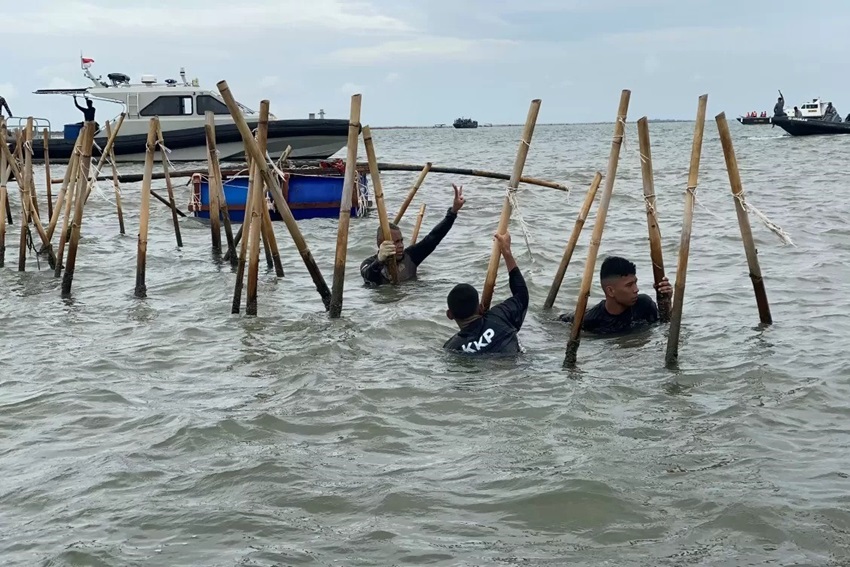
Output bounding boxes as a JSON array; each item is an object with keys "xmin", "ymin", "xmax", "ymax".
[
  {"xmin": 564, "ymin": 89, "xmax": 631, "ymax": 368},
  {"xmin": 135, "ymin": 118, "xmax": 158, "ymax": 299},
  {"xmin": 480, "ymin": 99, "xmax": 542, "ymax": 311},
  {"xmin": 665, "ymin": 94, "xmax": 708, "ymax": 367},
  {"xmin": 207, "ymin": 132, "xmax": 222, "ymax": 255},
  {"xmin": 362, "ymin": 125, "xmax": 398, "ymax": 284},
  {"xmin": 103, "ymin": 121, "xmax": 126, "ymax": 235},
  {"xmin": 54, "ymin": 156, "xmax": 79, "ymax": 278},
  {"xmin": 154, "ymin": 123, "xmax": 183, "ymax": 247},
  {"xmin": 410, "ymin": 203, "xmax": 426, "ymax": 245},
  {"xmin": 255, "ymin": 149, "xmax": 284, "ymax": 276},
  {"xmin": 217, "ymin": 79, "xmax": 331, "ymax": 309},
  {"xmin": 0, "ymin": 122, "xmax": 7, "ymax": 268},
  {"xmin": 716, "ymin": 111, "xmax": 772, "ymax": 325},
  {"xmin": 329, "ymin": 93, "xmax": 363, "ymax": 317},
  {"xmin": 18, "ymin": 118, "xmax": 34, "ymax": 271},
  {"xmin": 83, "ymin": 113, "xmax": 126, "ymax": 204},
  {"xmin": 392, "ymin": 162, "xmax": 431, "ymax": 224},
  {"xmin": 61, "ymin": 122, "xmax": 95, "ymax": 297},
  {"xmin": 637, "ymin": 117, "xmax": 671, "ymax": 322},
  {"xmin": 245, "ymin": 100, "xmax": 272, "ymax": 316},
  {"xmin": 231, "ymin": 159, "xmax": 257, "ymax": 314},
  {"xmin": 46, "ymin": 132, "xmax": 83, "ymax": 242},
  {"xmin": 543, "ymin": 171, "xmax": 602, "ymax": 310},
  {"xmin": 43, "ymin": 129, "xmax": 53, "ymax": 220},
  {"xmin": 205, "ymin": 113, "xmax": 237, "ymax": 263}
]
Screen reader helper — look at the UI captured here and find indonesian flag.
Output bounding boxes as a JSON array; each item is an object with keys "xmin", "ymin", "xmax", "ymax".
[{"xmin": 81, "ymin": 56, "xmax": 94, "ymax": 69}]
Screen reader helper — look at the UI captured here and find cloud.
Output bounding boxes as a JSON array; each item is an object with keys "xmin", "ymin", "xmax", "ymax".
[
  {"xmin": 3, "ymin": 0, "xmax": 413, "ymax": 36},
  {"xmin": 384, "ymin": 72, "xmax": 401, "ymax": 84},
  {"xmin": 601, "ymin": 25, "xmax": 754, "ymax": 52},
  {"xmin": 339, "ymin": 82, "xmax": 365, "ymax": 96},
  {"xmin": 0, "ymin": 83, "xmax": 17, "ymax": 100},
  {"xmin": 643, "ymin": 55, "xmax": 661, "ymax": 75},
  {"xmin": 329, "ymin": 36, "xmax": 518, "ymax": 65}
]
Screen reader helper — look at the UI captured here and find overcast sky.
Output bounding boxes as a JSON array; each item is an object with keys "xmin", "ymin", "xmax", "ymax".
[{"xmin": 1, "ymin": 0, "xmax": 847, "ymax": 127}]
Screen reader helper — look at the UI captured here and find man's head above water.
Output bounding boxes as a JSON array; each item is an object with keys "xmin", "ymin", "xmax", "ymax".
[
  {"xmin": 376, "ymin": 222, "xmax": 404, "ymax": 261},
  {"xmin": 600, "ymin": 256, "xmax": 639, "ymax": 309}
]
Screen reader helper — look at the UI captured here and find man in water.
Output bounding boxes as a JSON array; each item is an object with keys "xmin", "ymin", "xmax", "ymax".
[
  {"xmin": 0, "ymin": 95, "xmax": 11, "ymax": 118},
  {"xmin": 559, "ymin": 256, "xmax": 673, "ymax": 335},
  {"xmin": 360, "ymin": 183, "xmax": 465, "ymax": 285},
  {"xmin": 444, "ymin": 231, "xmax": 528, "ymax": 355}
]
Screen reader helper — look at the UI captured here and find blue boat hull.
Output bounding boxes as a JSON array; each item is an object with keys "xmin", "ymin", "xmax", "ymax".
[{"xmin": 191, "ymin": 172, "xmax": 370, "ymax": 222}]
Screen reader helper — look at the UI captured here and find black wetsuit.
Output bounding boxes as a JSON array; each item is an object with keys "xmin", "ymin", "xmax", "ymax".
[
  {"xmin": 559, "ymin": 294, "xmax": 659, "ymax": 335},
  {"xmin": 0, "ymin": 96, "xmax": 11, "ymax": 118},
  {"xmin": 444, "ymin": 266, "xmax": 529, "ymax": 355},
  {"xmin": 360, "ymin": 208, "xmax": 457, "ymax": 285},
  {"xmin": 75, "ymin": 100, "xmax": 96, "ymax": 122}
]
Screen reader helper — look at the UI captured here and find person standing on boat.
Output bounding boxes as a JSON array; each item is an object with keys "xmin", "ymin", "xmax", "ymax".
[
  {"xmin": 74, "ymin": 95, "xmax": 97, "ymax": 122},
  {"xmin": 360, "ymin": 184, "xmax": 465, "ymax": 285},
  {"xmin": 774, "ymin": 90, "xmax": 786, "ymax": 117},
  {"xmin": 824, "ymin": 102, "xmax": 841, "ymax": 122},
  {"xmin": 0, "ymin": 95, "xmax": 11, "ymax": 118},
  {"xmin": 794, "ymin": 106, "xmax": 802, "ymax": 118}
]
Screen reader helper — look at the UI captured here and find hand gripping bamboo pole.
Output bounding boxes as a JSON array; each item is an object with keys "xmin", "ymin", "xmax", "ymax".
[
  {"xmin": 480, "ymin": 99, "xmax": 542, "ymax": 311},
  {"xmin": 135, "ymin": 118, "xmax": 158, "ymax": 299},
  {"xmin": 217, "ymin": 80, "xmax": 331, "ymax": 309},
  {"xmin": 362, "ymin": 125, "xmax": 398, "ymax": 284},
  {"xmin": 636, "ymin": 117, "xmax": 671, "ymax": 322},
  {"xmin": 564, "ymin": 89, "xmax": 631, "ymax": 368},
  {"xmin": 392, "ymin": 162, "xmax": 431, "ymax": 225},
  {"xmin": 329, "ymin": 93, "xmax": 363, "ymax": 317},
  {"xmin": 715, "ymin": 111, "xmax": 772, "ymax": 325},
  {"xmin": 61, "ymin": 122, "xmax": 95, "ymax": 297},
  {"xmin": 543, "ymin": 171, "xmax": 602, "ymax": 310},
  {"xmin": 665, "ymin": 94, "xmax": 708, "ymax": 367}
]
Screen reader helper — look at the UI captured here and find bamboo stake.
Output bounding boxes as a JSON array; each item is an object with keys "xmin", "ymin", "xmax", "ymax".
[
  {"xmin": 245, "ymin": 100, "xmax": 273, "ymax": 316},
  {"xmin": 0, "ymin": 133, "xmax": 56, "ymax": 268},
  {"xmin": 564, "ymin": 89, "xmax": 631, "ymax": 368},
  {"xmin": 392, "ymin": 162, "xmax": 432, "ymax": 224},
  {"xmin": 54, "ymin": 156, "xmax": 79, "ymax": 278},
  {"xmin": 0, "ymin": 121, "xmax": 7, "ymax": 268},
  {"xmin": 231, "ymin": 160, "xmax": 257, "ymax": 314},
  {"xmin": 637, "ymin": 117, "xmax": 671, "ymax": 322},
  {"xmin": 329, "ymin": 93, "xmax": 363, "ymax": 317},
  {"xmin": 3, "ymin": 186, "xmax": 10, "ymax": 226},
  {"xmin": 543, "ymin": 171, "xmax": 602, "ymax": 310},
  {"xmin": 61, "ymin": 122, "xmax": 95, "ymax": 297},
  {"xmin": 43, "ymin": 129, "xmax": 53, "ymax": 220},
  {"xmin": 205, "ymin": 113, "xmax": 236, "ymax": 263},
  {"xmin": 362, "ymin": 125, "xmax": 398, "ymax": 284},
  {"xmin": 154, "ymin": 123, "xmax": 183, "ymax": 247},
  {"xmin": 83, "ymin": 113, "xmax": 126, "ymax": 204},
  {"xmin": 135, "ymin": 118, "xmax": 158, "ymax": 298},
  {"xmin": 716, "ymin": 111, "xmax": 772, "ymax": 325},
  {"xmin": 256, "ymin": 168, "xmax": 284, "ymax": 277},
  {"xmin": 217, "ymin": 80, "xmax": 331, "ymax": 309},
  {"xmin": 18, "ymin": 118, "xmax": 35, "ymax": 271},
  {"xmin": 410, "ymin": 203, "xmax": 426, "ymax": 245},
  {"xmin": 103, "ymin": 121, "xmax": 126, "ymax": 235},
  {"xmin": 46, "ymin": 132, "xmax": 83, "ymax": 242},
  {"xmin": 480, "ymin": 99, "xmax": 542, "ymax": 311},
  {"xmin": 665, "ymin": 94, "xmax": 708, "ymax": 367}
]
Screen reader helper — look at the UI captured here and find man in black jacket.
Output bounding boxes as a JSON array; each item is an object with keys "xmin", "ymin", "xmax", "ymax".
[
  {"xmin": 360, "ymin": 184, "xmax": 465, "ymax": 285},
  {"xmin": 444, "ymin": 231, "xmax": 529, "ymax": 355}
]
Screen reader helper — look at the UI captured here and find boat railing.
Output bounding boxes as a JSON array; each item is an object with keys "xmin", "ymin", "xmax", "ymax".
[{"xmin": 4, "ymin": 116, "xmax": 52, "ymax": 134}]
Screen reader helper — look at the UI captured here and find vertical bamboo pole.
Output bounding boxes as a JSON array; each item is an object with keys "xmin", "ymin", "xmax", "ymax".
[
  {"xmin": 329, "ymin": 93, "xmax": 363, "ymax": 317},
  {"xmin": 1, "ymin": 119, "xmax": 9, "ymax": 228},
  {"xmin": 543, "ymin": 171, "xmax": 602, "ymax": 310},
  {"xmin": 43, "ymin": 129, "xmax": 53, "ymax": 220},
  {"xmin": 410, "ymin": 203, "xmax": 426, "ymax": 245},
  {"xmin": 83, "ymin": 113, "xmax": 126, "ymax": 204},
  {"xmin": 217, "ymin": 80, "xmax": 331, "ymax": 309},
  {"xmin": 232, "ymin": 160, "xmax": 258, "ymax": 314},
  {"xmin": 61, "ymin": 122, "xmax": 95, "ymax": 297},
  {"xmin": 18, "ymin": 118, "xmax": 34, "ymax": 271},
  {"xmin": 392, "ymin": 162, "xmax": 432, "ymax": 224},
  {"xmin": 0, "ymin": 123, "xmax": 7, "ymax": 268},
  {"xmin": 258, "ymin": 176, "xmax": 283, "ymax": 276},
  {"xmin": 208, "ymin": 136, "xmax": 222, "ymax": 254},
  {"xmin": 665, "ymin": 94, "xmax": 708, "ymax": 367},
  {"xmin": 103, "ymin": 121, "xmax": 126, "ymax": 235},
  {"xmin": 637, "ymin": 117, "xmax": 671, "ymax": 322},
  {"xmin": 564, "ymin": 89, "xmax": 631, "ymax": 367},
  {"xmin": 716, "ymin": 111, "xmax": 772, "ymax": 325},
  {"xmin": 205, "ymin": 113, "xmax": 237, "ymax": 262},
  {"xmin": 135, "ymin": 118, "xmax": 158, "ymax": 299},
  {"xmin": 46, "ymin": 131, "xmax": 83, "ymax": 242},
  {"xmin": 54, "ymin": 157, "xmax": 79, "ymax": 278},
  {"xmin": 362, "ymin": 125, "xmax": 398, "ymax": 283},
  {"xmin": 245, "ymin": 101, "xmax": 272, "ymax": 316},
  {"xmin": 154, "ymin": 123, "xmax": 183, "ymax": 247},
  {"xmin": 480, "ymin": 99, "xmax": 542, "ymax": 311}
]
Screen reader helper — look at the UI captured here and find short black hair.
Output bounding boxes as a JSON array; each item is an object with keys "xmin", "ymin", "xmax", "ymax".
[
  {"xmin": 447, "ymin": 283, "xmax": 479, "ymax": 319},
  {"xmin": 376, "ymin": 222, "xmax": 400, "ymax": 244},
  {"xmin": 600, "ymin": 256, "xmax": 636, "ymax": 283}
]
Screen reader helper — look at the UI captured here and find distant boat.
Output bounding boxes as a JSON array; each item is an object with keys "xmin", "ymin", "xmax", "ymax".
[
  {"xmin": 736, "ymin": 97, "xmax": 828, "ymax": 126},
  {"xmin": 453, "ymin": 117, "xmax": 478, "ymax": 129},
  {"xmin": 771, "ymin": 116, "xmax": 850, "ymax": 136}
]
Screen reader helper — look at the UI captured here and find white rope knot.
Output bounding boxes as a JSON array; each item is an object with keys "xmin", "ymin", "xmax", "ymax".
[{"xmin": 505, "ymin": 184, "xmax": 535, "ymax": 262}]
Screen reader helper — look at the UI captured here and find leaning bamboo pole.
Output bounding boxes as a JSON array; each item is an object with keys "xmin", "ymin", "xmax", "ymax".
[
  {"xmin": 43, "ymin": 129, "xmax": 53, "ymax": 220},
  {"xmin": 103, "ymin": 121, "xmax": 126, "ymax": 235},
  {"xmin": 716, "ymin": 111, "xmax": 772, "ymax": 325},
  {"xmin": 665, "ymin": 94, "xmax": 708, "ymax": 367},
  {"xmin": 392, "ymin": 162, "xmax": 431, "ymax": 224},
  {"xmin": 410, "ymin": 203, "xmax": 426, "ymax": 245},
  {"xmin": 637, "ymin": 117, "xmax": 671, "ymax": 322},
  {"xmin": 245, "ymin": 100, "xmax": 275, "ymax": 316},
  {"xmin": 480, "ymin": 99, "xmax": 542, "ymax": 311},
  {"xmin": 564, "ymin": 89, "xmax": 631, "ymax": 368},
  {"xmin": 329, "ymin": 93, "xmax": 363, "ymax": 317},
  {"xmin": 46, "ymin": 132, "xmax": 83, "ymax": 242},
  {"xmin": 543, "ymin": 171, "xmax": 602, "ymax": 310},
  {"xmin": 154, "ymin": 123, "xmax": 183, "ymax": 247},
  {"xmin": 0, "ymin": 121, "xmax": 7, "ymax": 268},
  {"xmin": 205, "ymin": 112, "xmax": 237, "ymax": 262},
  {"xmin": 217, "ymin": 79, "xmax": 332, "ymax": 309},
  {"xmin": 83, "ymin": 113, "xmax": 126, "ymax": 204},
  {"xmin": 135, "ymin": 118, "xmax": 159, "ymax": 298},
  {"xmin": 362, "ymin": 125, "xmax": 398, "ymax": 284},
  {"xmin": 18, "ymin": 118, "xmax": 35, "ymax": 271},
  {"xmin": 61, "ymin": 122, "xmax": 95, "ymax": 297},
  {"xmin": 252, "ymin": 105, "xmax": 284, "ymax": 278}
]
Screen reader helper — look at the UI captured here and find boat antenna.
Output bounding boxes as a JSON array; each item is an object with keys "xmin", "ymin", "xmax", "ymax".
[{"xmin": 180, "ymin": 67, "xmax": 190, "ymax": 87}]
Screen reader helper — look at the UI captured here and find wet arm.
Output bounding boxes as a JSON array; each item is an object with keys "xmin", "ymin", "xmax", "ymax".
[
  {"xmin": 360, "ymin": 256, "xmax": 386, "ymax": 285},
  {"xmin": 406, "ymin": 208, "xmax": 456, "ymax": 265}
]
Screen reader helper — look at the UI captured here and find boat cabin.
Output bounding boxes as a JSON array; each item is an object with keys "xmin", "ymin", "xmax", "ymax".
[{"xmin": 798, "ymin": 98, "xmax": 827, "ymax": 119}]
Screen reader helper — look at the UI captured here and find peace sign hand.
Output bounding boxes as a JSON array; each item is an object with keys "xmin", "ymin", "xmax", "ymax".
[{"xmin": 451, "ymin": 183, "xmax": 465, "ymax": 213}]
